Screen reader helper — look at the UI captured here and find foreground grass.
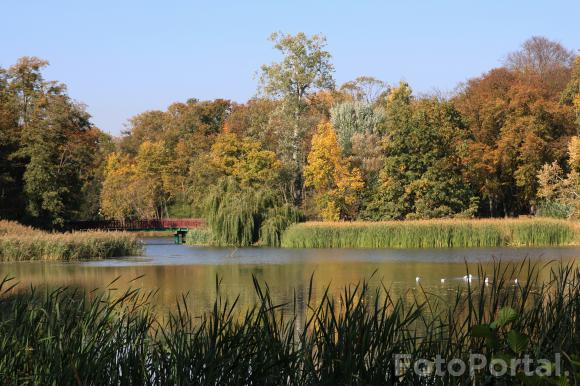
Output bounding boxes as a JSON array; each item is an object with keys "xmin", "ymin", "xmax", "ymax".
[
  {"xmin": 0, "ymin": 220, "xmax": 142, "ymax": 261},
  {"xmin": 281, "ymin": 218, "xmax": 579, "ymax": 248},
  {"xmin": 0, "ymin": 261, "xmax": 578, "ymax": 385}
]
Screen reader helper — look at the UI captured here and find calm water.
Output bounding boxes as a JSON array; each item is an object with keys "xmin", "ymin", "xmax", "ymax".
[{"xmin": 0, "ymin": 238, "xmax": 578, "ymax": 316}]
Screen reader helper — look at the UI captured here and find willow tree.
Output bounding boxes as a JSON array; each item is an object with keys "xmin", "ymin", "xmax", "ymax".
[
  {"xmin": 330, "ymin": 101, "xmax": 385, "ymax": 154},
  {"xmin": 204, "ymin": 134, "xmax": 299, "ymax": 246},
  {"xmin": 205, "ymin": 178, "xmax": 300, "ymax": 246}
]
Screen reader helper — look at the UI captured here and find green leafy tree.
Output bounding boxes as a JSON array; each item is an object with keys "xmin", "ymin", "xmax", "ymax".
[
  {"xmin": 6, "ymin": 58, "xmax": 99, "ymax": 227},
  {"xmin": 0, "ymin": 66, "xmax": 23, "ymax": 220},
  {"xmin": 366, "ymin": 83, "xmax": 477, "ymax": 220}
]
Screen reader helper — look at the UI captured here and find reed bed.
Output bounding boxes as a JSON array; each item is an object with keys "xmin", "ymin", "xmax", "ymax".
[
  {"xmin": 0, "ymin": 260, "xmax": 578, "ymax": 384},
  {"xmin": 0, "ymin": 220, "xmax": 142, "ymax": 261},
  {"xmin": 184, "ymin": 226, "xmax": 214, "ymax": 246},
  {"xmin": 281, "ymin": 218, "xmax": 578, "ymax": 248}
]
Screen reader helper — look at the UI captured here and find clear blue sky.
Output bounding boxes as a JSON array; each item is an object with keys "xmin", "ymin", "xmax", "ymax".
[{"xmin": 1, "ymin": 0, "xmax": 578, "ymax": 135}]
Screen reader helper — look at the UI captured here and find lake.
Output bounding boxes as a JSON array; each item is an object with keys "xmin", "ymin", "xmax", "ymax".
[{"xmin": 1, "ymin": 238, "xmax": 578, "ymax": 317}]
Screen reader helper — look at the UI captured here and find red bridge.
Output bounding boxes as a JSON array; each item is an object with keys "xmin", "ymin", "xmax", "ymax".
[
  {"xmin": 70, "ymin": 218, "xmax": 205, "ymax": 231},
  {"xmin": 69, "ymin": 219, "xmax": 205, "ymax": 243}
]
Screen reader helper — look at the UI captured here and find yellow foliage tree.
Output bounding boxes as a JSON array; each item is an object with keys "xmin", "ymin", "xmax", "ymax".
[
  {"xmin": 100, "ymin": 153, "xmax": 137, "ymax": 222},
  {"xmin": 209, "ymin": 133, "xmax": 281, "ymax": 188},
  {"xmin": 100, "ymin": 141, "xmax": 172, "ymax": 221},
  {"xmin": 536, "ymin": 136, "xmax": 580, "ymax": 218},
  {"xmin": 134, "ymin": 140, "xmax": 171, "ymax": 219},
  {"xmin": 304, "ymin": 122, "xmax": 364, "ymax": 220}
]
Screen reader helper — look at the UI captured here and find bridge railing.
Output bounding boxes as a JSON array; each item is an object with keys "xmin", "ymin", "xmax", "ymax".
[{"xmin": 69, "ymin": 218, "xmax": 205, "ymax": 231}]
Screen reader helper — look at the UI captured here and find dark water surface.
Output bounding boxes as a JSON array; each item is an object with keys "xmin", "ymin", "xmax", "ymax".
[{"xmin": 1, "ymin": 238, "xmax": 578, "ymax": 315}]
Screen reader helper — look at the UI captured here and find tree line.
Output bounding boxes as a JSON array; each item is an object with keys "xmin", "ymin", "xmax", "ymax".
[{"xmin": 0, "ymin": 34, "xmax": 578, "ymax": 234}]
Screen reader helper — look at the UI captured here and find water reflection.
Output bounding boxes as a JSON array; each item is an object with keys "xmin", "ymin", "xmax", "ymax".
[{"xmin": 0, "ymin": 238, "xmax": 577, "ymax": 317}]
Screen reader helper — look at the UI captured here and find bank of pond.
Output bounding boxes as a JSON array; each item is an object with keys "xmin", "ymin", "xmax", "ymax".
[
  {"xmin": 189, "ymin": 218, "xmax": 580, "ymax": 249},
  {"xmin": 0, "ymin": 221, "xmax": 142, "ymax": 261},
  {"xmin": 280, "ymin": 218, "xmax": 579, "ymax": 248},
  {"xmin": 1, "ymin": 218, "xmax": 579, "ymax": 262},
  {"xmin": 0, "ymin": 261, "xmax": 578, "ymax": 384}
]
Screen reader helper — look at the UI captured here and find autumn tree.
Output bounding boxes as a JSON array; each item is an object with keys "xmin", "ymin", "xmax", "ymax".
[
  {"xmin": 562, "ymin": 55, "xmax": 580, "ymax": 126},
  {"xmin": 204, "ymin": 135, "xmax": 296, "ymax": 246},
  {"xmin": 100, "ymin": 153, "xmax": 137, "ymax": 221},
  {"xmin": 208, "ymin": 133, "xmax": 281, "ymax": 188},
  {"xmin": 339, "ymin": 76, "xmax": 389, "ymax": 105},
  {"xmin": 304, "ymin": 122, "xmax": 364, "ymax": 221},
  {"xmin": 536, "ymin": 136, "xmax": 580, "ymax": 218},
  {"xmin": 134, "ymin": 140, "xmax": 172, "ymax": 219},
  {"xmin": 259, "ymin": 32, "xmax": 335, "ymax": 204},
  {"xmin": 456, "ymin": 40, "xmax": 576, "ymax": 216},
  {"xmin": 506, "ymin": 36, "xmax": 574, "ymax": 77},
  {"xmin": 223, "ymin": 98, "xmax": 278, "ymax": 146}
]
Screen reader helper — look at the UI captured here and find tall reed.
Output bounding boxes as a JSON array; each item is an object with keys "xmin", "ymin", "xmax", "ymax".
[
  {"xmin": 184, "ymin": 226, "xmax": 214, "ymax": 245},
  {"xmin": 0, "ymin": 220, "xmax": 142, "ymax": 261},
  {"xmin": 0, "ymin": 260, "xmax": 578, "ymax": 384},
  {"xmin": 281, "ymin": 218, "xmax": 578, "ymax": 248}
]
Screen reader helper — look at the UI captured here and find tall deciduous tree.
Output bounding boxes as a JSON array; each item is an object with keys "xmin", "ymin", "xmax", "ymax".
[
  {"xmin": 259, "ymin": 32, "xmax": 335, "ymax": 205},
  {"xmin": 339, "ymin": 76, "xmax": 389, "ymax": 105},
  {"xmin": 505, "ymin": 36, "xmax": 574, "ymax": 77}
]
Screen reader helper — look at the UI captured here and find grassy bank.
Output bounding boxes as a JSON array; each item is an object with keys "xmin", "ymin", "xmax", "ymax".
[
  {"xmin": 0, "ymin": 221, "xmax": 142, "ymax": 261},
  {"xmin": 0, "ymin": 261, "xmax": 578, "ymax": 384},
  {"xmin": 281, "ymin": 218, "xmax": 579, "ymax": 248},
  {"xmin": 131, "ymin": 230, "xmax": 175, "ymax": 237}
]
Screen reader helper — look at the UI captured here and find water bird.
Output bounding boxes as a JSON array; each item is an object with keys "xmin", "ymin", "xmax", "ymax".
[
  {"xmin": 440, "ymin": 278, "xmax": 445, "ymax": 284},
  {"xmin": 415, "ymin": 276, "xmax": 420, "ymax": 283},
  {"xmin": 463, "ymin": 274, "xmax": 473, "ymax": 282},
  {"xmin": 484, "ymin": 277, "xmax": 490, "ymax": 284},
  {"xmin": 514, "ymin": 278, "xmax": 519, "ymax": 285}
]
